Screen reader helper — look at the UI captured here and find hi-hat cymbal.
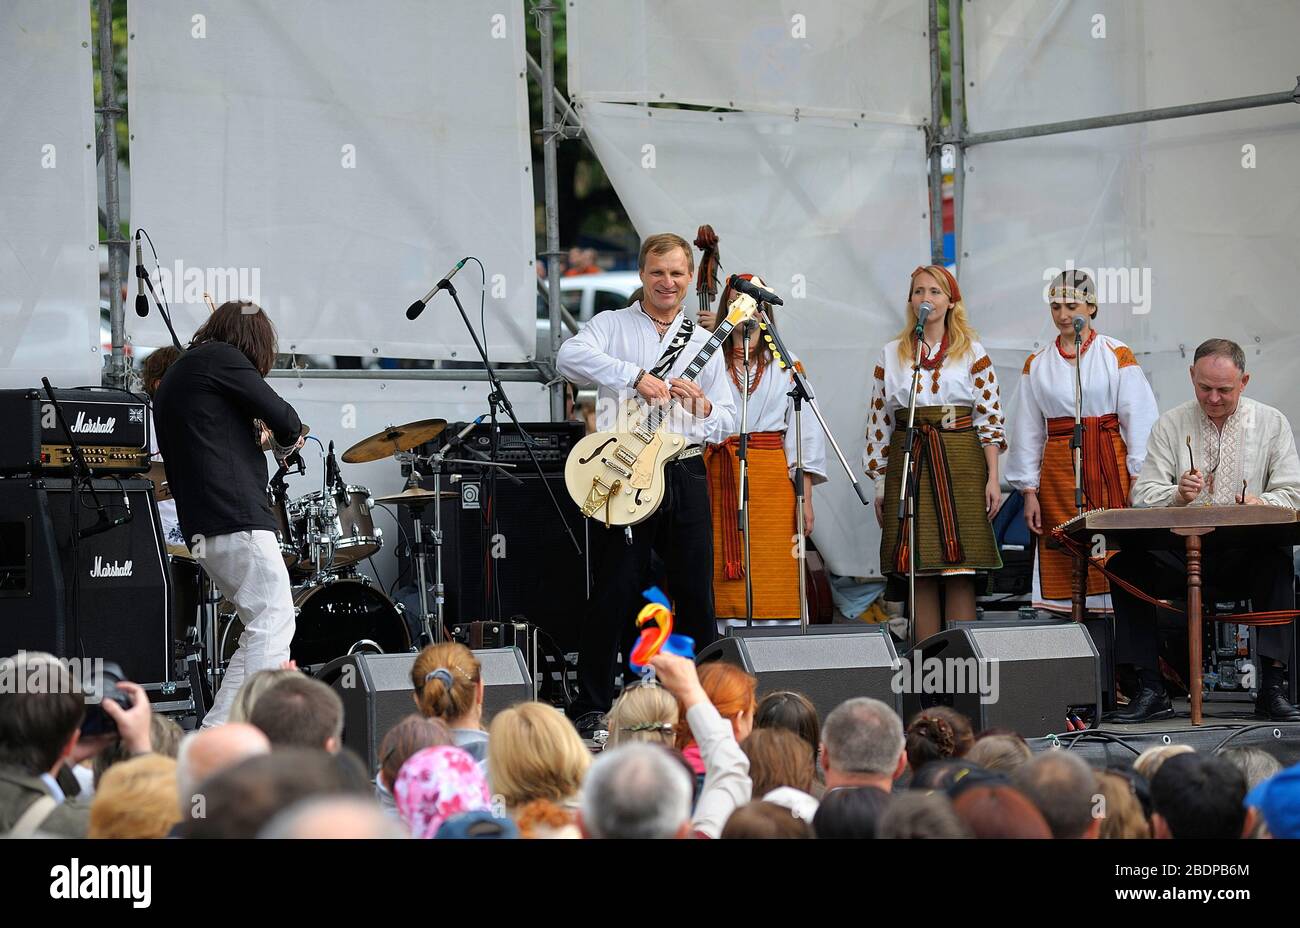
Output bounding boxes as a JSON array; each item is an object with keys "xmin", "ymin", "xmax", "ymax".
[
  {"xmin": 342, "ymin": 418, "xmax": 448, "ymax": 464},
  {"xmin": 372, "ymin": 486, "xmax": 459, "ymax": 505}
]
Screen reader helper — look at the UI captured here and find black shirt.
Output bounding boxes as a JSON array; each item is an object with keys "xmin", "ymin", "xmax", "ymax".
[{"xmin": 153, "ymin": 341, "xmax": 302, "ymax": 544}]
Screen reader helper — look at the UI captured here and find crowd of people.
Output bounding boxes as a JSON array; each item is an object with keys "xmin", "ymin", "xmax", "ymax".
[{"xmin": 3, "ymin": 646, "xmax": 1296, "ymax": 840}]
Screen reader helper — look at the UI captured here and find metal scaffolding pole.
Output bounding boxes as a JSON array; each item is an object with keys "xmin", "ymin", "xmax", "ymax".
[
  {"xmin": 947, "ymin": 0, "xmax": 966, "ymax": 274},
  {"xmin": 267, "ymin": 367, "xmax": 548, "ymax": 382},
  {"xmin": 97, "ymin": 0, "xmax": 127, "ymax": 389},
  {"xmin": 535, "ymin": 0, "xmax": 565, "ymax": 421},
  {"xmin": 962, "ymin": 81, "xmax": 1300, "ymax": 148},
  {"xmin": 926, "ymin": 0, "xmax": 945, "ymax": 265}
]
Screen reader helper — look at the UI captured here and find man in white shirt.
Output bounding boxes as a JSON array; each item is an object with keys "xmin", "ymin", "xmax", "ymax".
[
  {"xmin": 1107, "ymin": 339, "xmax": 1300, "ymax": 722},
  {"xmin": 556, "ymin": 233, "xmax": 736, "ymax": 734}
]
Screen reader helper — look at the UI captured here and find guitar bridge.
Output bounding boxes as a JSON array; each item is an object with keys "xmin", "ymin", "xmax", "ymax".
[{"xmin": 580, "ymin": 477, "xmax": 623, "ymax": 524}]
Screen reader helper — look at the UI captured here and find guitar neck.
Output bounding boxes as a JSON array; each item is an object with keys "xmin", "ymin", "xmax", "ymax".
[{"xmin": 640, "ymin": 318, "xmax": 734, "ymax": 434}]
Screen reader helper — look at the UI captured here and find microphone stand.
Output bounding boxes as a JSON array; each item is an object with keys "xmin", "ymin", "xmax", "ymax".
[
  {"xmin": 897, "ymin": 328, "xmax": 925, "ymax": 653},
  {"xmin": 438, "ymin": 277, "xmax": 583, "ymax": 622},
  {"xmin": 737, "ymin": 323, "xmax": 754, "ymax": 626},
  {"xmin": 756, "ymin": 310, "xmax": 871, "ymax": 631},
  {"xmin": 1071, "ymin": 324, "xmax": 1085, "ymax": 515}
]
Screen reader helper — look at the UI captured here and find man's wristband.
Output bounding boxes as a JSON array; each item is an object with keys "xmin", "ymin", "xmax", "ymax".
[{"xmin": 632, "ymin": 369, "xmax": 647, "ymax": 390}]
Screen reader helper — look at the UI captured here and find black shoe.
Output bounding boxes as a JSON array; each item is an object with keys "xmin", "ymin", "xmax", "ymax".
[
  {"xmin": 1254, "ymin": 686, "xmax": 1300, "ymax": 722},
  {"xmin": 571, "ymin": 710, "xmax": 609, "ymax": 750},
  {"xmin": 1104, "ymin": 687, "xmax": 1174, "ymax": 723}
]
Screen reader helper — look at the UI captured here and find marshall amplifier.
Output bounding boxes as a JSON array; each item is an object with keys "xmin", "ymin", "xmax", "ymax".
[
  {"xmin": 0, "ymin": 387, "xmax": 151, "ymax": 475},
  {"xmin": 412, "ymin": 421, "xmax": 586, "ymax": 475},
  {"xmin": 0, "ymin": 477, "xmax": 174, "ymax": 687}
]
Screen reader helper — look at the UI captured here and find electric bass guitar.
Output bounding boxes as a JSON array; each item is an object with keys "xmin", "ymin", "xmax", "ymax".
[{"xmin": 564, "ymin": 291, "xmax": 757, "ymax": 526}]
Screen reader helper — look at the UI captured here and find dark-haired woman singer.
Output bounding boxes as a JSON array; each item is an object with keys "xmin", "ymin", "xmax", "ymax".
[{"xmin": 154, "ymin": 301, "xmax": 304, "ymax": 727}]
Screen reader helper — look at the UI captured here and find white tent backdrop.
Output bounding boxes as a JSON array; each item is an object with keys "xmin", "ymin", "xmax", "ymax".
[
  {"xmin": 127, "ymin": 0, "xmax": 537, "ymax": 361},
  {"xmin": 267, "ymin": 378, "xmax": 550, "ymax": 596},
  {"xmin": 568, "ymin": 0, "xmax": 928, "ymax": 124},
  {"xmin": 0, "ymin": 0, "xmax": 100, "ymax": 389},
  {"xmin": 574, "ymin": 102, "xmax": 929, "ymax": 578},
  {"xmin": 961, "ymin": 0, "xmax": 1300, "ymax": 445}
]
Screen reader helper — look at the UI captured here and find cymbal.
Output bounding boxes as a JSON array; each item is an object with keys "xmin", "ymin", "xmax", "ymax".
[
  {"xmin": 372, "ymin": 486, "xmax": 459, "ymax": 506},
  {"xmin": 342, "ymin": 418, "xmax": 447, "ymax": 464}
]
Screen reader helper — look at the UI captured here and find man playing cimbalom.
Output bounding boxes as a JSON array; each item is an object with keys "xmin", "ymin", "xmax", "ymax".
[{"xmin": 1107, "ymin": 338, "xmax": 1300, "ymax": 722}]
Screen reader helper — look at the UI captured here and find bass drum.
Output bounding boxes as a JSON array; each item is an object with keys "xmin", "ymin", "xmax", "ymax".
[{"xmin": 220, "ymin": 579, "xmax": 410, "ymax": 669}]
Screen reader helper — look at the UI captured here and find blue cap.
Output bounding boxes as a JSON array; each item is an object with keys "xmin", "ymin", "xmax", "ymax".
[
  {"xmin": 434, "ymin": 811, "xmax": 519, "ymax": 840},
  {"xmin": 1244, "ymin": 762, "xmax": 1300, "ymax": 839}
]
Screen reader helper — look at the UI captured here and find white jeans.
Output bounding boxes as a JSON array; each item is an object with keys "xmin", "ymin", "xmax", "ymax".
[{"xmin": 198, "ymin": 530, "xmax": 296, "ymax": 727}]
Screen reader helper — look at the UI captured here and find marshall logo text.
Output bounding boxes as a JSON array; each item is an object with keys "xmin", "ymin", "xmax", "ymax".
[{"xmin": 90, "ymin": 557, "xmax": 133, "ymax": 579}]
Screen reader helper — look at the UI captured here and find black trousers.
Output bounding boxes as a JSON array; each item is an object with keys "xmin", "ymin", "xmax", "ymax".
[
  {"xmin": 569, "ymin": 455, "xmax": 717, "ymax": 717},
  {"xmin": 1108, "ymin": 544, "xmax": 1296, "ymax": 672}
]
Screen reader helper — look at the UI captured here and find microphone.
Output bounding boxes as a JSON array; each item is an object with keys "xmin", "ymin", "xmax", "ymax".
[
  {"xmin": 729, "ymin": 275, "xmax": 783, "ymax": 306},
  {"xmin": 134, "ymin": 233, "xmax": 149, "ymax": 317},
  {"xmin": 913, "ymin": 301, "xmax": 935, "ymax": 337},
  {"xmin": 79, "ymin": 508, "xmax": 132, "ymax": 539},
  {"xmin": 327, "ymin": 440, "xmax": 346, "ymax": 499},
  {"xmin": 406, "ymin": 257, "xmax": 469, "ymax": 320},
  {"xmin": 1073, "ymin": 315, "xmax": 1085, "ymax": 342}
]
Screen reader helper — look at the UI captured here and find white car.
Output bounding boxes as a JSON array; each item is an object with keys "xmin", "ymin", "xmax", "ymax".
[{"xmin": 536, "ymin": 270, "xmax": 640, "ymax": 355}]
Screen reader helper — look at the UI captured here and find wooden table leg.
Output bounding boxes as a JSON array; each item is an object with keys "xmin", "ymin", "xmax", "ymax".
[{"xmin": 1172, "ymin": 528, "xmax": 1214, "ymax": 725}]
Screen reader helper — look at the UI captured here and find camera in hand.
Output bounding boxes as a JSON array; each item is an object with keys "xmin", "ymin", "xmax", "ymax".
[{"xmin": 80, "ymin": 661, "xmax": 131, "ymax": 737}]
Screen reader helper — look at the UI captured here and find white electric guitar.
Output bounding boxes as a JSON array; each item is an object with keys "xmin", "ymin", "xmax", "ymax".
[{"xmin": 564, "ymin": 291, "xmax": 758, "ymax": 526}]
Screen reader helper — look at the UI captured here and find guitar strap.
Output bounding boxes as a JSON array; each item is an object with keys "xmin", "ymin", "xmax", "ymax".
[{"xmin": 649, "ymin": 317, "xmax": 695, "ymax": 380}]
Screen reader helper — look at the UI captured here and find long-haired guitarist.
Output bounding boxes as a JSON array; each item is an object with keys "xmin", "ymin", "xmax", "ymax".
[{"xmin": 556, "ymin": 233, "xmax": 736, "ymax": 735}]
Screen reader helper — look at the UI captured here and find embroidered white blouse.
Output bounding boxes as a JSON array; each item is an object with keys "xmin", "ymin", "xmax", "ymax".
[{"xmin": 862, "ymin": 338, "xmax": 1006, "ymax": 487}]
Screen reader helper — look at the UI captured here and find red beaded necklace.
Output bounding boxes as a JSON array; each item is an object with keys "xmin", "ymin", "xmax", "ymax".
[
  {"xmin": 728, "ymin": 344, "xmax": 768, "ymax": 395},
  {"xmin": 1056, "ymin": 328, "xmax": 1097, "ymax": 360},
  {"xmin": 918, "ymin": 332, "xmax": 948, "ymax": 369}
]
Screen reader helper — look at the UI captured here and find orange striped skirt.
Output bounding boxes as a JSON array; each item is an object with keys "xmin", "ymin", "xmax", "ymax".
[
  {"xmin": 706, "ymin": 433, "xmax": 801, "ymax": 619},
  {"xmin": 1038, "ymin": 414, "xmax": 1131, "ymax": 600}
]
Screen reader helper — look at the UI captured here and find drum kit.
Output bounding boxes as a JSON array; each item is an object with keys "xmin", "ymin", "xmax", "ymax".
[{"xmin": 168, "ymin": 415, "xmax": 509, "ymax": 718}]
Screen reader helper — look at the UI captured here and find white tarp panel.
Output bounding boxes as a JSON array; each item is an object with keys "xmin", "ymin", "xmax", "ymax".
[
  {"xmin": 267, "ymin": 377, "xmax": 550, "ymax": 595},
  {"xmin": 0, "ymin": 1, "xmax": 100, "ymax": 389},
  {"xmin": 128, "ymin": 0, "xmax": 536, "ymax": 361},
  {"xmin": 569, "ymin": 0, "xmax": 929, "ymax": 124},
  {"xmin": 962, "ymin": 1, "xmax": 1300, "ymax": 443},
  {"xmin": 578, "ymin": 101, "xmax": 931, "ymax": 577},
  {"xmin": 965, "ymin": 0, "xmax": 1300, "ymax": 132}
]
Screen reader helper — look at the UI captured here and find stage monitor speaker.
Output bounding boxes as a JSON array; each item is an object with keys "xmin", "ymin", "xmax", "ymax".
[
  {"xmin": 901, "ymin": 623, "xmax": 1100, "ymax": 738},
  {"xmin": 1028, "ymin": 721, "xmax": 1300, "ymax": 770},
  {"xmin": 697, "ymin": 626, "xmax": 902, "ymax": 721},
  {"xmin": 319, "ymin": 647, "xmax": 533, "ymax": 773},
  {"xmin": 0, "ymin": 477, "xmax": 172, "ymax": 686},
  {"xmin": 397, "ymin": 472, "xmax": 588, "ymax": 651}
]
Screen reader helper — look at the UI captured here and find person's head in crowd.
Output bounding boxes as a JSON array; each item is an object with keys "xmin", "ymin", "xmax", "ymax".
[
  {"xmin": 185, "ymin": 747, "xmax": 367, "ymax": 839},
  {"xmin": 140, "ymin": 345, "xmax": 182, "ymax": 397},
  {"xmin": 514, "ymin": 798, "xmax": 582, "ymax": 839},
  {"xmin": 93, "ymin": 712, "xmax": 184, "ymax": 786},
  {"xmin": 1189, "ymin": 338, "xmax": 1249, "ymax": 427},
  {"xmin": 606, "ymin": 680, "xmax": 678, "ymax": 748},
  {"xmin": 876, "ymin": 791, "xmax": 971, "ymax": 839},
  {"xmin": 190, "ymin": 300, "xmax": 279, "ymax": 376},
  {"xmin": 436, "ymin": 811, "xmax": 520, "ymax": 839},
  {"xmin": 259, "ymin": 796, "xmax": 409, "ymax": 839},
  {"xmin": 1244, "ymin": 762, "xmax": 1300, "ymax": 840},
  {"xmin": 909, "ymin": 758, "xmax": 987, "ymax": 793},
  {"xmin": 1151, "ymin": 752, "xmax": 1249, "ymax": 839},
  {"xmin": 0, "ymin": 651, "xmax": 86, "ymax": 778},
  {"xmin": 811, "ymin": 786, "xmax": 891, "ymax": 839},
  {"xmin": 175, "ymin": 723, "xmax": 270, "ymax": 820},
  {"xmin": 1219, "ymin": 746, "xmax": 1282, "ymax": 791},
  {"xmin": 1094, "ymin": 770, "xmax": 1151, "ymax": 839},
  {"xmin": 411, "ymin": 642, "xmax": 484, "ymax": 731},
  {"xmin": 952, "ymin": 785, "xmax": 1053, "ymax": 839},
  {"xmin": 333, "ymin": 747, "xmax": 373, "ymax": 793},
  {"xmin": 579, "ymin": 744, "xmax": 694, "ymax": 839},
  {"xmin": 1133, "ymin": 743, "xmax": 1193, "ymax": 783},
  {"xmin": 88, "ymin": 755, "xmax": 181, "ymax": 839},
  {"xmin": 966, "ymin": 732, "xmax": 1032, "ymax": 773},
  {"xmin": 820, "ymin": 697, "xmax": 907, "ymax": 791},
  {"xmin": 721, "ymin": 801, "xmax": 812, "ymax": 839},
  {"xmin": 248, "ymin": 675, "xmax": 344, "ymax": 753},
  {"xmin": 1013, "ymin": 751, "xmax": 1101, "ymax": 839},
  {"xmin": 676, "ymin": 661, "xmax": 758, "ymax": 751},
  {"xmin": 905, "ymin": 707, "xmax": 975, "ymax": 773},
  {"xmin": 488, "ymin": 702, "xmax": 590, "ymax": 813},
  {"xmin": 378, "ymin": 715, "xmax": 453, "ymax": 797},
  {"xmin": 393, "ymin": 745, "xmax": 491, "ymax": 839},
  {"xmin": 229, "ymin": 668, "xmax": 299, "ymax": 724},
  {"xmin": 754, "ymin": 690, "xmax": 821, "ymax": 756},
  {"xmin": 742, "ymin": 727, "xmax": 815, "ymax": 797}
]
